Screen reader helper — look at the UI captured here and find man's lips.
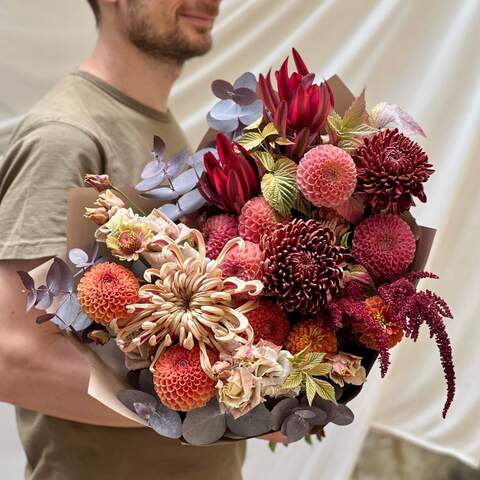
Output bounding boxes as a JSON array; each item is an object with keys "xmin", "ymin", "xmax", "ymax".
[{"xmin": 180, "ymin": 13, "xmax": 216, "ymax": 29}]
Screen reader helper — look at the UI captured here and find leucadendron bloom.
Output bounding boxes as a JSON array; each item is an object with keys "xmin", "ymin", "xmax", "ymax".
[
  {"xmin": 214, "ymin": 341, "xmax": 297, "ymax": 418},
  {"xmin": 325, "ymin": 352, "xmax": 366, "ymax": 387}
]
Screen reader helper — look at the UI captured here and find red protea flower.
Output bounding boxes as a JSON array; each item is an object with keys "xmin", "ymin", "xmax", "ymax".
[
  {"xmin": 245, "ymin": 301, "xmax": 290, "ymax": 346},
  {"xmin": 238, "ymin": 196, "xmax": 280, "ymax": 243},
  {"xmin": 261, "ymin": 219, "xmax": 348, "ymax": 314},
  {"xmin": 297, "ymin": 145, "xmax": 357, "ymax": 208},
  {"xmin": 202, "ymin": 214, "xmax": 239, "ymax": 259},
  {"xmin": 352, "ymin": 214, "xmax": 416, "ymax": 280},
  {"xmin": 153, "ymin": 344, "xmax": 218, "ymax": 411},
  {"xmin": 259, "ymin": 49, "xmax": 334, "ymax": 158},
  {"xmin": 352, "ymin": 129, "xmax": 434, "ymax": 214},
  {"xmin": 77, "ymin": 263, "xmax": 140, "ymax": 325},
  {"xmin": 197, "ymin": 133, "xmax": 261, "ymax": 214},
  {"xmin": 285, "ymin": 319, "xmax": 337, "ymax": 354}
]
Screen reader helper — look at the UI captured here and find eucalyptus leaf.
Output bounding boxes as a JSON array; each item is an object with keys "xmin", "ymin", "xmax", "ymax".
[
  {"xmin": 159, "ymin": 203, "xmax": 181, "ymax": 221},
  {"xmin": 139, "ymin": 369, "xmax": 155, "ymax": 396},
  {"xmin": 148, "ymin": 407, "xmax": 183, "ymax": 439},
  {"xmin": 141, "ymin": 187, "xmax": 179, "ymax": 201},
  {"xmin": 177, "ymin": 188, "xmax": 206, "ymax": 215},
  {"xmin": 226, "ymin": 403, "xmax": 272, "ymax": 437},
  {"xmin": 182, "ymin": 399, "xmax": 226, "ymax": 445},
  {"xmin": 35, "ymin": 287, "xmax": 53, "ymax": 310},
  {"xmin": 233, "ymin": 72, "xmax": 257, "ymax": 92},
  {"xmin": 152, "ymin": 135, "xmax": 166, "ymax": 160},
  {"xmin": 281, "ymin": 414, "xmax": 311, "ymax": 443},
  {"xmin": 47, "ymin": 257, "xmax": 74, "ymax": 295},
  {"xmin": 238, "ymin": 100, "xmax": 263, "ymax": 125},
  {"xmin": 211, "ymin": 79, "xmax": 233, "ymax": 99},
  {"xmin": 135, "ymin": 171, "xmax": 167, "ymax": 192},
  {"xmin": 118, "ymin": 389, "xmax": 159, "ymax": 413},
  {"xmin": 232, "ymin": 87, "xmax": 257, "ymax": 106},
  {"xmin": 207, "ymin": 111, "xmax": 240, "ymax": 133},
  {"xmin": 17, "ymin": 270, "xmax": 35, "ymax": 291},
  {"xmin": 171, "ymin": 168, "xmax": 199, "ymax": 195},
  {"xmin": 68, "ymin": 248, "xmax": 89, "ymax": 267},
  {"xmin": 36, "ymin": 313, "xmax": 56, "ymax": 324},
  {"xmin": 271, "ymin": 398, "xmax": 299, "ymax": 430},
  {"xmin": 53, "ymin": 293, "xmax": 92, "ymax": 331}
]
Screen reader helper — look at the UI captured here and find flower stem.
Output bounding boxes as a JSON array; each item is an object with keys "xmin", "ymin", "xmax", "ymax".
[{"xmin": 111, "ymin": 186, "xmax": 147, "ymax": 216}]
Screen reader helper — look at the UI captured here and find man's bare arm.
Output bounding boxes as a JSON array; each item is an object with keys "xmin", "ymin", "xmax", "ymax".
[{"xmin": 0, "ymin": 258, "xmax": 142, "ymax": 428}]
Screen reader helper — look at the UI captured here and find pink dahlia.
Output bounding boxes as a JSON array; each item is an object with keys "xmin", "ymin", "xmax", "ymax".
[
  {"xmin": 352, "ymin": 214, "xmax": 416, "ymax": 280},
  {"xmin": 352, "ymin": 129, "xmax": 434, "ymax": 214},
  {"xmin": 220, "ymin": 240, "xmax": 264, "ymax": 283},
  {"xmin": 238, "ymin": 196, "xmax": 279, "ymax": 243},
  {"xmin": 202, "ymin": 214, "xmax": 239, "ymax": 259},
  {"xmin": 297, "ymin": 145, "xmax": 357, "ymax": 208}
]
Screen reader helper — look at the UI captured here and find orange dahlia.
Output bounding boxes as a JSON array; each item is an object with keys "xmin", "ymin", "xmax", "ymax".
[
  {"xmin": 77, "ymin": 263, "xmax": 140, "ymax": 325},
  {"xmin": 153, "ymin": 344, "xmax": 218, "ymax": 411},
  {"xmin": 354, "ymin": 295, "xmax": 403, "ymax": 349},
  {"xmin": 285, "ymin": 319, "xmax": 337, "ymax": 354},
  {"xmin": 245, "ymin": 301, "xmax": 290, "ymax": 346}
]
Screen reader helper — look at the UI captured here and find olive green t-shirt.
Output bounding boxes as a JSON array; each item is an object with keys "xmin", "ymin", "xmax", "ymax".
[{"xmin": 0, "ymin": 71, "xmax": 245, "ymax": 480}]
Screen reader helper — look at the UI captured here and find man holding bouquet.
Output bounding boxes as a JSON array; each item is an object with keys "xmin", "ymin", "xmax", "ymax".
[{"xmin": 0, "ymin": 1, "xmax": 249, "ymax": 478}]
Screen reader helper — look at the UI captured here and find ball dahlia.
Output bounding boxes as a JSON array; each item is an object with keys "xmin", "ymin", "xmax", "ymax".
[
  {"xmin": 297, "ymin": 145, "xmax": 357, "ymax": 208},
  {"xmin": 202, "ymin": 214, "xmax": 239, "ymax": 259},
  {"xmin": 353, "ymin": 296, "xmax": 403, "ymax": 349},
  {"xmin": 352, "ymin": 128, "xmax": 434, "ymax": 214},
  {"xmin": 220, "ymin": 240, "xmax": 264, "ymax": 284},
  {"xmin": 352, "ymin": 214, "xmax": 416, "ymax": 280},
  {"xmin": 245, "ymin": 301, "xmax": 290, "ymax": 346},
  {"xmin": 239, "ymin": 196, "xmax": 279, "ymax": 243},
  {"xmin": 285, "ymin": 319, "xmax": 337, "ymax": 354},
  {"xmin": 261, "ymin": 219, "xmax": 348, "ymax": 314},
  {"xmin": 77, "ymin": 263, "xmax": 140, "ymax": 325},
  {"xmin": 153, "ymin": 344, "xmax": 218, "ymax": 411}
]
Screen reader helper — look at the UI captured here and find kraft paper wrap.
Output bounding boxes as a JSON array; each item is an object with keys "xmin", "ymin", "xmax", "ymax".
[{"xmin": 28, "ymin": 75, "xmax": 437, "ymax": 436}]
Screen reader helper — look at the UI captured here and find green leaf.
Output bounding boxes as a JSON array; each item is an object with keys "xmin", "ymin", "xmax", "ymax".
[
  {"xmin": 261, "ymin": 157, "xmax": 299, "ymax": 216},
  {"xmin": 292, "ymin": 192, "xmax": 312, "ymax": 216},
  {"xmin": 283, "ymin": 371, "xmax": 303, "ymax": 389},
  {"xmin": 343, "ymin": 89, "xmax": 368, "ymax": 130},
  {"xmin": 305, "ymin": 375, "xmax": 318, "ymax": 405},
  {"xmin": 244, "ymin": 116, "xmax": 264, "ymax": 131},
  {"xmin": 327, "ymin": 111, "xmax": 343, "ymax": 134},
  {"xmin": 306, "ymin": 363, "xmax": 332, "ymax": 377},
  {"xmin": 262, "ymin": 122, "xmax": 278, "ymax": 138},
  {"xmin": 313, "ymin": 379, "xmax": 337, "ymax": 404},
  {"xmin": 304, "ymin": 434, "xmax": 312, "ymax": 446},
  {"xmin": 237, "ymin": 132, "xmax": 263, "ymax": 150},
  {"xmin": 269, "ymin": 441, "xmax": 277, "ymax": 452},
  {"xmin": 275, "ymin": 136, "xmax": 294, "ymax": 146},
  {"xmin": 252, "ymin": 151, "xmax": 276, "ymax": 171}
]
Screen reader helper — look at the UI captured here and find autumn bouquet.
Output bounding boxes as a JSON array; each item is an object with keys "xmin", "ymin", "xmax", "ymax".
[{"xmin": 19, "ymin": 50, "xmax": 455, "ymax": 446}]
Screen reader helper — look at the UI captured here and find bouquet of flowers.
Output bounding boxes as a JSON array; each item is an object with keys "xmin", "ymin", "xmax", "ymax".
[{"xmin": 19, "ymin": 50, "xmax": 455, "ymax": 446}]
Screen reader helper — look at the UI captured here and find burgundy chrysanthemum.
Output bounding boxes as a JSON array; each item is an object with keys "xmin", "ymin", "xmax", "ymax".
[
  {"xmin": 202, "ymin": 214, "xmax": 238, "ymax": 259},
  {"xmin": 297, "ymin": 145, "xmax": 357, "ymax": 208},
  {"xmin": 352, "ymin": 214, "xmax": 416, "ymax": 280},
  {"xmin": 352, "ymin": 129, "xmax": 434, "ymax": 214},
  {"xmin": 260, "ymin": 219, "xmax": 348, "ymax": 314}
]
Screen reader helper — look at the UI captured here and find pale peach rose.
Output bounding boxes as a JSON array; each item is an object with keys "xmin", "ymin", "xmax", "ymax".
[{"xmin": 326, "ymin": 352, "xmax": 366, "ymax": 387}]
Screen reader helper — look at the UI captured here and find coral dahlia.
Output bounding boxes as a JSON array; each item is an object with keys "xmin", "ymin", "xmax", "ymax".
[
  {"xmin": 153, "ymin": 344, "xmax": 217, "ymax": 411},
  {"xmin": 239, "ymin": 196, "xmax": 280, "ymax": 243},
  {"xmin": 77, "ymin": 263, "xmax": 140, "ymax": 325},
  {"xmin": 202, "ymin": 214, "xmax": 239, "ymax": 259},
  {"xmin": 261, "ymin": 219, "xmax": 348, "ymax": 314},
  {"xmin": 297, "ymin": 145, "xmax": 357, "ymax": 208},
  {"xmin": 245, "ymin": 301, "xmax": 290, "ymax": 346},
  {"xmin": 352, "ymin": 214, "xmax": 416, "ymax": 280},
  {"xmin": 220, "ymin": 240, "xmax": 264, "ymax": 285},
  {"xmin": 285, "ymin": 319, "xmax": 337, "ymax": 354},
  {"xmin": 352, "ymin": 129, "xmax": 434, "ymax": 214}
]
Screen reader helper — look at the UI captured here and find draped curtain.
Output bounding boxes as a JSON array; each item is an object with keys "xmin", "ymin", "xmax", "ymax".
[{"xmin": 1, "ymin": 1, "xmax": 479, "ymax": 478}]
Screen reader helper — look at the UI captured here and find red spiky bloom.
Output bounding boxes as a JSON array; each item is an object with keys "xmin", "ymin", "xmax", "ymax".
[
  {"xmin": 261, "ymin": 219, "xmax": 348, "ymax": 314},
  {"xmin": 239, "ymin": 196, "xmax": 279, "ymax": 243},
  {"xmin": 245, "ymin": 301, "xmax": 290, "ymax": 346},
  {"xmin": 198, "ymin": 133, "xmax": 261, "ymax": 214},
  {"xmin": 259, "ymin": 49, "xmax": 334, "ymax": 159},
  {"xmin": 354, "ymin": 296, "xmax": 404, "ymax": 349},
  {"xmin": 352, "ymin": 129, "xmax": 434, "ymax": 214},
  {"xmin": 285, "ymin": 319, "xmax": 337, "ymax": 354},
  {"xmin": 202, "ymin": 214, "xmax": 239, "ymax": 259},
  {"xmin": 220, "ymin": 240, "xmax": 264, "ymax": 284},
  {"xmin": 352, "ymin": 214, "xmax": 416, "ymax": 280},
  {"xmin": 378, "ymin": 273, "xmax": 455, "ymax": 417},
  {"xmin": 153, "ymin": 344, "xmax": 218, "ymax": 411},
  {"xmin": 297, "ymin": 145, "xmax": 357, "ymax": 208},
  {"xmin": 77, "ymin": 263, "xmax": 140, "ymax": 325}
]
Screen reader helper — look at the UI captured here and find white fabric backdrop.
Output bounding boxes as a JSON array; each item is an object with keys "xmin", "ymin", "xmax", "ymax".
[{"xmin": 1, "ymin": 0, "xmax": 479, "ymax": 478}]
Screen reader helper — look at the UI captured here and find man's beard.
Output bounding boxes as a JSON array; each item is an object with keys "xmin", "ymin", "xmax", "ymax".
[{"xmin": 126, "ymin": 2, "xmax": 215, "ymax": 65}]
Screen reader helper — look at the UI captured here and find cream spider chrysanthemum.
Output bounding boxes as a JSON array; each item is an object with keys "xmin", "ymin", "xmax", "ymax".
[{"xmin": 113, "ymin": 229, "xmax": 263, "ymax": 377}]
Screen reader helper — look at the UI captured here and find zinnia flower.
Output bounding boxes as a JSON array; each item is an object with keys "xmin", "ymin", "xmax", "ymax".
[{"xmin": 106, "ymin": 220, "xmax": 154, "ymax": 261}]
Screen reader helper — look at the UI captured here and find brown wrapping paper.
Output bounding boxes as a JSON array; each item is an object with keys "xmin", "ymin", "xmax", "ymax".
[{"xmin": 28, "ymin": 74, "xmax": 437, "ymax": 437}]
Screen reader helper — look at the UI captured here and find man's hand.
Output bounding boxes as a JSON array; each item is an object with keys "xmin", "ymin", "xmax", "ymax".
[
  {"xmin": 0, "ymin": 258, "xmax": 142, "ymax": 428},
  {"xmin": 257, "ymin": 431, "xmax": 289, "ymax": 444}
]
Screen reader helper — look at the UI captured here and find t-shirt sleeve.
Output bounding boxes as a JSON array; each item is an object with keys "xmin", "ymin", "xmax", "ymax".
[{"xmin": 0, "ymin": 121, "xmax": 104, "ymax": 260}]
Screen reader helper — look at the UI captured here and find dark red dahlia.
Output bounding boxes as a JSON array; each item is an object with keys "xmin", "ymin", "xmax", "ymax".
[
  {"xmin": 198, "ymin": 133, "xmax": 261, "ymax": 214},
  {"xmin": 259, "ymin": 49, "xmax": 334, "ymax": 158},
  {"xmin": 260, "ymin": 219, "xmax": 348, "ymax": 314},
  {"xmin": 352, "ymin": 129, "xmax": 434, "ymax": 214}
]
